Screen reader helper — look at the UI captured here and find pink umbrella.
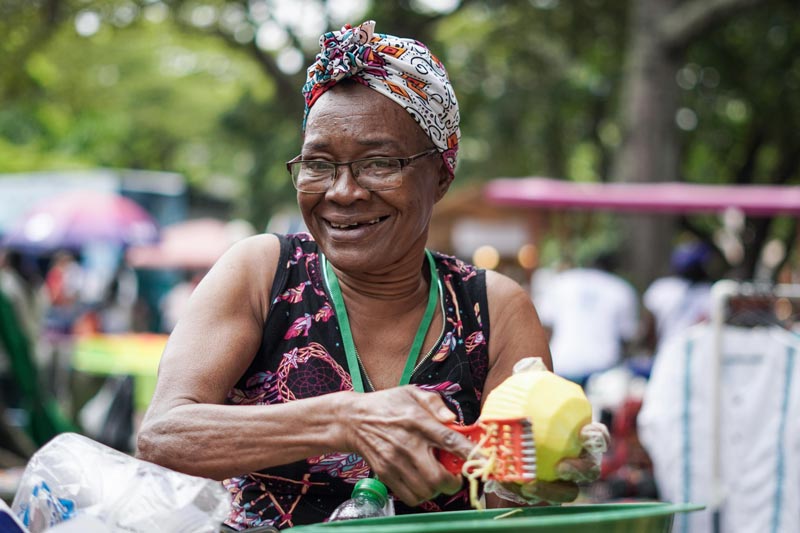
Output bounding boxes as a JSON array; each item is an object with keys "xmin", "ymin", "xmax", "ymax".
[
  {"xmin": 126, "ymin": 217, "xmax": 254, "ymax": 269},
  {"xmin": 1, "ymin": 190, "xmax": 159, "ymax": 252}
]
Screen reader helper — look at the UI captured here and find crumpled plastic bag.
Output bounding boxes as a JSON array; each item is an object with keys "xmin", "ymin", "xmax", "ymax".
[{"xmin": 11, "ymin": 433, "xmax": 230, "ymax": 533}]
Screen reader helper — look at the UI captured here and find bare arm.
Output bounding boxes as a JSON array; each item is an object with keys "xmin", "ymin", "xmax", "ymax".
[
  {"xmin": 482, "ymin": 269, "xmax": 552, "ymax": 395},
  {"xmin": 136, "ymin": 235, "xmax": 472, "ymax": 505},
  {"xmin": 136, "ymin": 235, "xmax": 352, "ymax": 478}
]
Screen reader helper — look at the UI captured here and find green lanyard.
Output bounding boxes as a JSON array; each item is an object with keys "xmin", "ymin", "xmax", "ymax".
[{"xmin": 321, "ymin": 250, "xmax": 439, "ymax": 393}]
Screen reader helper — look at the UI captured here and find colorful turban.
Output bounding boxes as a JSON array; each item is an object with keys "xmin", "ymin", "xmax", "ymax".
[{"xmin": 302, "ymin": 20, "xmax": 460, "ymax": 177}]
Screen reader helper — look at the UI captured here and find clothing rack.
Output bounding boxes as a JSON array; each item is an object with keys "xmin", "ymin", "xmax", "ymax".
[{"xmin": 708, "ymin": 280, "xmax": 800, "ymax": 533}]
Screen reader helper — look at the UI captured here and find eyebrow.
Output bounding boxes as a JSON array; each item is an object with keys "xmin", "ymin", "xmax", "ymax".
[{"xmin": 303, "ymin": 138, "xmax": 403, "ymax": 152}]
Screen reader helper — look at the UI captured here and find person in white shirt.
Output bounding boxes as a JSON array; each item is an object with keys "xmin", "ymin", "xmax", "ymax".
[
  {"xmin": 642, "ymin": 242, "xmax": 714, "ymax": 352},
  {"xmin": 536, "ymin": 252, "xmax": 639, "ymax": 385}
]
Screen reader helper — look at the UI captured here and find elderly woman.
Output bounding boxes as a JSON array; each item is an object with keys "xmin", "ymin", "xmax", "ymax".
[{"xmin": 137, "ymin": 21, "xmax": 602, "ymax": 531}]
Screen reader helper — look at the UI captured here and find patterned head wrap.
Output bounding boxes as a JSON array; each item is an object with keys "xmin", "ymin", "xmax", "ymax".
[{"xmin": 302, "ymin": 20, "xmax": 460, "ymax": 177}]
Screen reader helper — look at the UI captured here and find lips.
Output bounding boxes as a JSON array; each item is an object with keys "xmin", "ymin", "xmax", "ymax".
[{"xmin": 326, "ymin": 215, "xmax": 389, "ymax": 230}]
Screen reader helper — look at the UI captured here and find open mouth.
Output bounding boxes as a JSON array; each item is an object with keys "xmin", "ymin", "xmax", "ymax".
[{"xmin": 327, "ymin": 215, "xmax": 389, "ymax": 230}]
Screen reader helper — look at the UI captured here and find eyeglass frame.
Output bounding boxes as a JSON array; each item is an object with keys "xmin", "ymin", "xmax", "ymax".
[{"xmin": 285, "ymin": 148, "xmax": 439, "ymax": 193}]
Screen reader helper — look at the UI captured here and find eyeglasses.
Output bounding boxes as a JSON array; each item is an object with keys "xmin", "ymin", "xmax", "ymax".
[{"xmin": 286, "ymin": 149, "xmax": 439, "ymax": 193}]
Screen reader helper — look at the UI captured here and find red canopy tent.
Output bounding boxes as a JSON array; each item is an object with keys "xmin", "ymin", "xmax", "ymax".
[{"xmin": 484, "ymin": 178, "xmax": 800, "ymax": 216}]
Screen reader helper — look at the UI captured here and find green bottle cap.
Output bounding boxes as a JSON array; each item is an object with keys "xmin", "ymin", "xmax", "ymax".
[{"xmin": 352, "ymin": 478, "xmax": 389, "ymax": 506}]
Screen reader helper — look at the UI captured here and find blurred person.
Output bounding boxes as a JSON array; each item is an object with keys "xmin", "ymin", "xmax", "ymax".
[
  {"xmin": 529, "ymin": 258, "xmax": 570, "ymax": 305},
  {"xmin": 71, "ymin": 266, "xmax": 139, "ymax": 335},
  {"xmin": 44, "ymin": 250, "xmax": 82, "ymax": 308},
  {"xmin": 43, "ymin": 250, "xmax": 84, "ymax": 334},
  {"xmin": 0, "ymin": 266, "xmax": 39, "ymax": 467},
  {"xmin": 641, "ymin": 241, "xmax": 714, "ymax": 352},
  {"xmin": 536, "ymin": 251, "xmax": 639, "ymax": 386},
  {"xmin": 0, "ymin": 251, "xmax": 49, "ymax": 367},
  {"xmin": 0, "ymin": 250, "xmax": 45, "ymax": 350},
  {"xmin": 137, "ymin": 21, "xmax": 607, "ymax": 531},
  {"xmin": 0, "ymin": 249, "xmax": 77, "ymax": 448}
]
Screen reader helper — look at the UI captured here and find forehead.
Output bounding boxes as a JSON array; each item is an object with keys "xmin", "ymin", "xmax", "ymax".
[{"xmin": 303, "ymin": 82, "xmax": 430, "ymax": 152}]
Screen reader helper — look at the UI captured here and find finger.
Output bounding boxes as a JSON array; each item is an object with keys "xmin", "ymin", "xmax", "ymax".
[
  {"xmin": 438, "ymin": 470, "xmax": 464, "ymax": 496},
  {"xmin": 556, "ymin": 456, "xmax": 601, "ymax": 483},
  {"xmin": 401, "ymin": 448, "xmax": 464, "ymax": 502},
  {"xmin": 406, "ymin": 386, "xmax": 456, "ymax": 423},
  {"xmin": 403, "ymin": 388, "xmax": 475, "ymax": 458},
  {"xmin": 379, "ymin": 463, "xmax": 428, "ymax": 507},
  {"xmin": 580, "ymin": 422, "xmax": 610, "ymax": 455},
  {"xmin": 382, "ymin": 445, "xmax": 455, "ymax": 505},
  {"xmin": 421, "ymin": 448, "xmax": 463, "ymax": 496},
  {"xmin": 429, "ymin": 424, "xmax": 475, "ymax": 460}
]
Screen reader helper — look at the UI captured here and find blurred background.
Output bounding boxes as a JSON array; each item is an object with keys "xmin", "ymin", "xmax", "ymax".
[{"xmin": 1, "ymin": 0, "xmax": 799, "ymax": 526}]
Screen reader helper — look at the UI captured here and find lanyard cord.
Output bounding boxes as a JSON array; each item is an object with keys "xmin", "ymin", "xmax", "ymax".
[{"xmin": 321, "ymin": 250, "xmax": 439, "ymax": 393}]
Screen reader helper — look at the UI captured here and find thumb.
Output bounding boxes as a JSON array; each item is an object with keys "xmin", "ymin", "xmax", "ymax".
[{"xmin": 407, "ymin": 386, "xmax": 457, "ymax": 424}]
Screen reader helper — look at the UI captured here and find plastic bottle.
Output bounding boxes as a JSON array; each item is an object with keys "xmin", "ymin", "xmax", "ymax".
[{"xmin": 327, "ymin": 478, "xmax": 393, "ymax": 522}]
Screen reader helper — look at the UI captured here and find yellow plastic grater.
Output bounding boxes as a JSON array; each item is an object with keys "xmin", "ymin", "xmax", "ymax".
[{"xmin": 479, "ymin": 358, "xmax": 592, "ymax": 482}]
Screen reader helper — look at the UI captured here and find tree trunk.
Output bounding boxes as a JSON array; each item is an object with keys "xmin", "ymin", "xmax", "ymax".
[
  {"xmin": 612, "ymin": 0, "xmax": 765, "ymax": 286},
  {"xmin": 612, "ymin": 0, "xmax": 682, "ymax": 287}
]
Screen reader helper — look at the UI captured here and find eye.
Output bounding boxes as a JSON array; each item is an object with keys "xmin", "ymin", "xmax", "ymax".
[
  {"xmin": 302, "ymin": 161, "xmax": 333, "ymax": 175},
  {"xmin": 361, "ymin": 159, "xmax": 397, "ymax": 171}
]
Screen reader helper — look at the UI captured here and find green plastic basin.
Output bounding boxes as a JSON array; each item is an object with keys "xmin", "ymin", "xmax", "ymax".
[{"xmin": 291, "ymin": 502, "xmax": 704, "ymax": 533}]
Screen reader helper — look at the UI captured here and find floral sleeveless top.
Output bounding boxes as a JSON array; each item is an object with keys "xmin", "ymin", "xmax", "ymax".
[{"xmin": 222, "ymin": 233, "xmax": 490, "ymax": 530}]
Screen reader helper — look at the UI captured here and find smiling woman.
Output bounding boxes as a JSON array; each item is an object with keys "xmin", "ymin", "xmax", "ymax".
[{"xmin": 135, "ymin": 20, "xmax": 604, "ymax": 532}]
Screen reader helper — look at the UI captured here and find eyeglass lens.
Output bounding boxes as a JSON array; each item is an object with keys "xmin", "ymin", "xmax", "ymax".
[{"xmin": 292, "ymin": 158, "xmax": 404, "ymax": 192}]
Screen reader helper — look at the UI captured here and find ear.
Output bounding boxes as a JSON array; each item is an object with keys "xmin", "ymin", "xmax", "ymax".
[{"xmin": 434, "ymin": 161, "xmax": 454, "ymax": 203}]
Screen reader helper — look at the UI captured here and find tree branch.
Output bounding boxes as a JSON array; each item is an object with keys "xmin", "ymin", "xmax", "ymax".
[
  {"xmin": 166, "ymin": 1, "xmax": 300, "ymax": 102},
  {"xmin": 773, "ymin": 137, "xmax": 800, "ymax": 186},
  {"xmin": 658, "ymin": 0, "xmax": 764, "ymax": 51},
  {"xmin": 243, "ymin": 39, "xmax": 300, "ymax": 101},
  {"xmin": 734, "ymin": 125, "xmax": 766, "ymax": 185}
]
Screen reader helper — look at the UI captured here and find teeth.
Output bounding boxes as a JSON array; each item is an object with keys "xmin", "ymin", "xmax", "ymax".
[{"xmin": 330, "ymin": 217, "xmax": 383, "ymax": 229}]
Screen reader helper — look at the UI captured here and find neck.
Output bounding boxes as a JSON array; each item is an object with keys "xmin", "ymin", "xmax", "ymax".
[{"xmin": 327, "ymin": 249, "xmax": 431, "ymax": 312}]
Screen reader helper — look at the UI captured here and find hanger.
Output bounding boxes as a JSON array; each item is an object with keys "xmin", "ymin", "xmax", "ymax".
[{"xmin": 726, "ymin": 294, "xmax": 784, "ymax": 328}]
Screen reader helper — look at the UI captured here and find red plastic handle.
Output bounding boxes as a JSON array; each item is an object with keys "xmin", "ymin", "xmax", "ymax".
[
  {"xmin": 434, "ymin": 423, "xmax": 486, "ymax": 475},
  {"xmin": 435, "ymin": 418, "xmax": 537, "ymax": 483}
]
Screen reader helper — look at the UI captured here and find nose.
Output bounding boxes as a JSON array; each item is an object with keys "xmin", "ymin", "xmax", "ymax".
[{"xmin": 325, "ymin": 164, "xmax": 370, "ymax": 204}]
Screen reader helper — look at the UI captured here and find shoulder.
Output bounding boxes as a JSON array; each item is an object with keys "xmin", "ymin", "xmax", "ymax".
[
  {"xmin": 484, "ymin": 270, "xmax": 541, "ymax": 335},
  {"xmin": 431, "ymin": 250, "xmax": 482, "ymax": 283},
  {"xmin": 200, "ymin": 233, "xmax": 287, "ymax": 320},
  {"xmin": 222, "ymin": 233, "xmax": 317, "ymax": 267},
  {"xmin": 485, "ymin": 269, "xmax": 529, "ymax": 303},
  {"xmin": 221, "ymin": 233, "xmax": 282, "ymax": 268},
  {"xmin": 482, "ymin": 269, "xmax": 553, "ymax": 375}
]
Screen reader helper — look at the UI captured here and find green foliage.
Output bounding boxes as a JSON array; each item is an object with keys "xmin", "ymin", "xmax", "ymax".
[
  {"xmin": 435, "ymin": 0, "xmax": 627, "ymax": 183},
  {"xmin": 0, "ymin": 5, "xmax": 269, "ymax": 217},
  {"xmin": 0, "ymin": 0, "xmax": 797, "ymax": 271}
]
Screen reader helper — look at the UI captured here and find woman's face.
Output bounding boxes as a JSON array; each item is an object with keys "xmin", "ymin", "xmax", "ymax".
[{"xmin": 299, "ymin": 82, "xmax": 451, "ymax": 272}]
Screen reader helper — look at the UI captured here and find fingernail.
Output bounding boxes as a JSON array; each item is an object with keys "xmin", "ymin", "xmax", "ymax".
[{"xmin": 439, "ymin": 407, "xmax": 455, "ymax": 420}]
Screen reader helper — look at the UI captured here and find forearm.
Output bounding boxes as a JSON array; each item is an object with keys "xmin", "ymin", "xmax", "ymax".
[{"xmin": 136, "ymin": 391, "xmax": 354, "ymax": 480}]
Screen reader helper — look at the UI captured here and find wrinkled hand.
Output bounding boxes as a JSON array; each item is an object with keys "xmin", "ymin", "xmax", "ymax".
[
  {"xmin": 344, "ymin": 385, "xmax": 475, "ymax": 507},
  {"xmin": 488, "ymin": 422, "xmax": 610, "ymax": 505}
]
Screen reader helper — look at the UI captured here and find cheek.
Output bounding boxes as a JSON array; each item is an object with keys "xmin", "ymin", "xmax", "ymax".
[
  {"xmin": 297, "ymin": 194, "xmax": 320, "ymax": 223},
  {"xmin": 403, "ymin": 191, "xmax": 436, "ymax": 229}
]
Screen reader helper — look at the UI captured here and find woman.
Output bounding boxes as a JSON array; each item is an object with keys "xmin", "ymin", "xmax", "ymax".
[{"xmin": 137, "ymin": 21, "xmax": 602, "ymax": 531}]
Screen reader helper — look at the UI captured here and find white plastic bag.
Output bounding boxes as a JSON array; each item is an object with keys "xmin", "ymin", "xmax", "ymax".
[{"xmin": 11, "ymin": 433, "xmax": 230, "ymax": 533}]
